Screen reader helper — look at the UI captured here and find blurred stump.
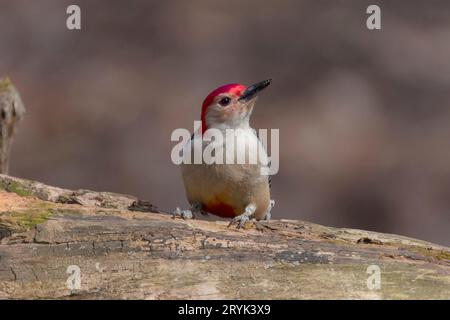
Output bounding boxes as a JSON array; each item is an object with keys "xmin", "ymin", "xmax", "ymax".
[
  {"xmin": 0, "ymin": 174, "xmax": 449, "ymax": 299},
  {"xmin": 0, "ymin": 78, "xmax": 25, "ymax": 174}
]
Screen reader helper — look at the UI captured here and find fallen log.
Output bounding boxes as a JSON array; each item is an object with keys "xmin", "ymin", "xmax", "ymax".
[{"xmin": 0, "ymin": 174, "xmax": 449, "ymax": 299}]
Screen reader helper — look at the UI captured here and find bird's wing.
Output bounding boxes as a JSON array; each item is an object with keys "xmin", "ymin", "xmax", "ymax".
[
  {"xmin": 191, "ymin": 130, "xmax": 273, "ymax": 189},
  {"xmin": 255, "ymin": 129, "xmax": 272, "ymax": 190}
]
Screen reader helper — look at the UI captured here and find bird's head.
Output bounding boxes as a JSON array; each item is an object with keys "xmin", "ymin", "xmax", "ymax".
[{"xmin": 200, "ymin": 79, "xmax": 271, "ymax": 133}]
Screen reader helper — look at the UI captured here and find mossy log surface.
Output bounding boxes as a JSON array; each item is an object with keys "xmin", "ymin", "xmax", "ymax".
[{"xmin": 0, "ymin": 174, "xmax": 449, "ymax": 299}]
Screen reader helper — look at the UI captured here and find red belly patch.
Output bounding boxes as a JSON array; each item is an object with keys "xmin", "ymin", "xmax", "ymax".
[{"xmin": 203, "ymin": 202, "xmax": 236, "ymax": 218}]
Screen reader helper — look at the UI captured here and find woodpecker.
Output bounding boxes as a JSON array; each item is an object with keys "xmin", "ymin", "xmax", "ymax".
[{"xmin": 177, "ymin": 79, "xmax": 274, "ymax": 228}]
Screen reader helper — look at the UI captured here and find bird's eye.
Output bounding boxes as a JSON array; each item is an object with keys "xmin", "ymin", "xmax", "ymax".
[{"xmin": 218, "ymin": 97, "xmax": 231, "ymax": 106}]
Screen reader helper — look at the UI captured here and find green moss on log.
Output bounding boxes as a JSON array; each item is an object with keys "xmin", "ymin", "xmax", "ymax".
[
  {"xmin": 0, "ymin": 180, "xmax": 33, "ymax": 197},
  {"xmin": 10, "ymin": 208, "xmax": 54, "ymax": 230},
  {"xmin": 0, "ymin": 203, "xmax": 55, "ymax": 234}
]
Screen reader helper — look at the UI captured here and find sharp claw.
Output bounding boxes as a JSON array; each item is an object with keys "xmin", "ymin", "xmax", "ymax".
[
  {"xmin": 182, "ymin": 210, "xmax": 194, "ymax": 219},
  {"xmin": 228, "ymin": 214, "xmax": 250, "ymax": 229},
  {"xmin": 172, "ymin": 207, "xmax": 181, "ymax": 219},
  {"xmin": 172, "ymin": 207, "xmax": 194, "ymax": 220}
]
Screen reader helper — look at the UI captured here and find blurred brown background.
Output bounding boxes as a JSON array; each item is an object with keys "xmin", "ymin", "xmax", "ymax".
[{"xmin": 1, "ymin": 0, "xmax": 449, "ymax": 245}]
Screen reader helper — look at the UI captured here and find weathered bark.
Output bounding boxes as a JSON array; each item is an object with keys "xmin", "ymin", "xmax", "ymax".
[
  {"xmin": 0, "ymin": 78, "xmax": 25, "ymax": 174},
  {"xmin": 0, "ymin": 174, "xmax": 449, "ymax": 299}
]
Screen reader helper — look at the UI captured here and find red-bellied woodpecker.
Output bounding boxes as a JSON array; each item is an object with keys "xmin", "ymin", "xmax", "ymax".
[{"xmin": 176, "ymin": 79, "xmax": 275, "ymax": 228}]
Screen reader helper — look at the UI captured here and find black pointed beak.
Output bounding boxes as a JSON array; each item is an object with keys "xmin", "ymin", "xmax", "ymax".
[{"xmin": 238, "ymin": 79, "xmax": 272, "ymax": 102}]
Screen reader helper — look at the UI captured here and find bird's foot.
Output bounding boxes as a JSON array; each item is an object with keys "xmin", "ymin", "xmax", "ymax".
[
  {"xmin": 172, "ymin": 202, "xmax": 205, "ymax": 220},
  {"xmin": 228, "ymin": 203, "xmax": 256, "ymax": 229},
  {"xmin": 228, "ymin": 214, "xmax": 251, "ymax": 229},
  {"xmin": 172, "ymin": 207, "xmax": 195, "ymax": 220}
]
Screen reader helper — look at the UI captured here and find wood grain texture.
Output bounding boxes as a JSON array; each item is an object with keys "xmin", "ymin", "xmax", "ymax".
[{"xmin": 0, "ymin": 174, "xmax": 449, "ymax": 299}]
